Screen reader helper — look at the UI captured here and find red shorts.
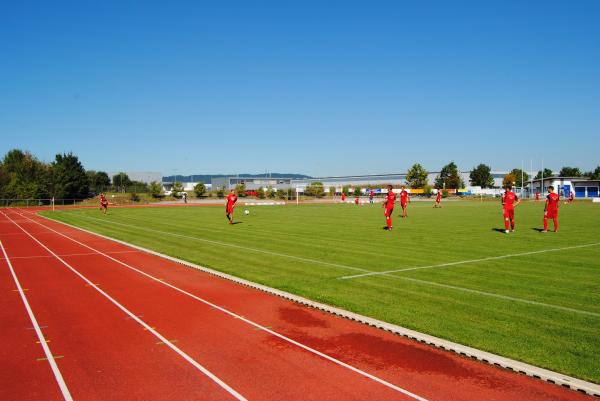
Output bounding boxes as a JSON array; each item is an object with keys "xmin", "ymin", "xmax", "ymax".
[
  {"xmin": 100, "ymin": 202, "xmax": 108, "ymax": 208},
  {"xmin": 545, "ymin": 209, "xmax": 558, "ymax": 219},
  {"xmin": 401, "ymin": 202, "xmax": 407, "ymax": 209},
  {"xmin": 435, "ymin": 199, "xmax": 440, "ymax": 204},
  {"xmin": 503, "ymin": 208, "xmax": 514, "ymax": 219},
  {"xmin": 226, "ymin": 204, "xmax": 234, "ymax": 214},
  {"xmin": 384, "ymin": 208, "xmax": 393, "ymax": 217}
]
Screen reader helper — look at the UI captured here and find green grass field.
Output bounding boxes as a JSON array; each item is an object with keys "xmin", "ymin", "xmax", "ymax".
[{"xmin": 41, "ymin": 199, "xmax": 600, "ymax": 383}]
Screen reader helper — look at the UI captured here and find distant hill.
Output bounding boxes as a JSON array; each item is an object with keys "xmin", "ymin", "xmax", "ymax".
[{"xmin": 162, "ymin": 173, "xmax": 312, "ymax": 183}]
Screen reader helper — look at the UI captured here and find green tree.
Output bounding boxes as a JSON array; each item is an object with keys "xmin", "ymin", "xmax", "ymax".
[
  {"xmin": 534, "ymin": 168, "xmax": 553, "ymax": 179},
  {"xmin": 50, "ymin": 153, "xmax": 89, "ymax": 199},
  {"xmin": 149, "ymin": 181, "xmax": 163, "ymax": 198},
  {"xmin": 304, "ymin": 182, "xmax": 325, "ymax": 197},
  {"xmin": 266, "ymin": 186, "xmax": 276, "ymax": 198},
  {"xmin": 256, "ymin": 187, "xmax": 265, "ymax": 199},
  {"xmin": 112, "ymin": 172, "xmax": 132, "ymax": 192},
  {"xmin": 235, "ymin": 183, "xmax": 246, "ymax": 197},
  {"xmin": 469, "ymin": 164, "xmax": 494, "ymax": 188},
  {"xmin": 406, "ymin": 163, "xmax": 429, "ymax": 189},
  {"xmin": 503, "ymin": 173, "xmax": 517, "ymax": 188},
  {"xmin": 559, "ymin": 166, "xmax": 582, "ymax": 177},
  {"xmin": 276, "ymin": 189, "xmax": 286, "ymax": 199},
  {"xmin": 329, "ymin": 186, "xmax": 336, "ymax": 197},
  {"xmin": 193, "ymin": 182, "xmax": 206, "ymax": 197},
  {"xmin": 435, "ymin": 162, "xmax": 464, "ymax": 189},
  {"xmin": 509, "ymin": 168, "xmax": 529, "ymax": 188},
  {"xmin": 171, "ymin": 181, "xmax": 184, "ymax": 197},
  {"xmin": 584, "ymin": 166, "xmax": 600, "ymax": 180},
  {"xmin": 342, "ymin": 186, "xmax": 350, "ymax": 196},
  {"xmin": 353, "ymin": 187, "xmax": 361, "ymax": 197},
  {"xmin": 0, "ymin": 149, "xmax": 50, "ymax": 200}
]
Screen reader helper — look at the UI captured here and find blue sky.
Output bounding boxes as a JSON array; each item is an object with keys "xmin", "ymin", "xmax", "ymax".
[{"xmin": 1, "ymin": 1, "xmax": 598, "ymax": 177}]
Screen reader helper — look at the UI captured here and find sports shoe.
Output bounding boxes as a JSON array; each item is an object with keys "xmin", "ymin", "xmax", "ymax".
[
  {"xmin": 505, "ymin": 230, "xmax": 509, "ymax": 234},
  {"xmin": 541, "ymin": 230, "xmax": 548, "ymax": 233}
]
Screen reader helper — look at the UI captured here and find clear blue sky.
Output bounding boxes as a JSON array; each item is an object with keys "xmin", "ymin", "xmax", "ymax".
[{"xmin": 1, "ymin": 1, "xmax": 598, "ymax": 177}]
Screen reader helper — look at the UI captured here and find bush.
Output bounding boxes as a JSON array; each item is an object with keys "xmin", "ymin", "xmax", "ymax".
[
  {"xmin": 130, "ymin": 192, "xmax": 140, "ymax": 202},
  {"xmin": 276, "ymin": 189, "xmax": 286, "ymax": 199},
  {"xmin": 353, "ymin": 187, "xmax": 361, "ymax": 197},
  {"xmin": 257, "ymin": 187, "xmax": 265, "ymax": 199},
  {"xmin": 266, "ymin": 186, "xmax": 276, "ymax": 198},
  {"xmin": 423, "ymin": 185, "xmax": 433, "ymax": 197},
  {"xmin": 194, "ymin": 182, "xmax": 206, "ymax": 197},
  {"xmin": 441, "ymin": 189, "xmax": 449, "ymax": 198},
  {"xmin": 329, "ymin": 186, "xmax": 336, "ymax": 197},
  {"xmin": 216, "ymin": 189, "xmax": 224, "ymax": 198},
  {"xmin": 149, "ymin": 181, "xmax": 163, "ymax": 198}
]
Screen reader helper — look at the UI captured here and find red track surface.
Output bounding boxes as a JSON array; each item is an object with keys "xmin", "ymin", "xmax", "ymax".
[{"xmin": 0, "ymin": 208, "xmax": 594, "ymax": 401}]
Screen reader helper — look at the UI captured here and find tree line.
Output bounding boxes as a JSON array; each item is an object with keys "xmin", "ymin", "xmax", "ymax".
[{"xmin": 0, "ymin": 149, "xmax": 160, "ymax": 200}]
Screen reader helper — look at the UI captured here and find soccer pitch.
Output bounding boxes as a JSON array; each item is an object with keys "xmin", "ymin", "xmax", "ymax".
[{"xmin": 41, "ymin": 200, "xmax": 600, "ymax": 382}]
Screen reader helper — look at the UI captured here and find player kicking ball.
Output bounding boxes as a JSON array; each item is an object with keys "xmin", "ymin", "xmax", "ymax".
[
  {"xmin": 501, "ymin": 186, "xmax": 520, "ymax": 233},
  {"xmin": 225, "ymin": 189, "xmax": 238, "ymax": 224},
  {"xmin": 543, "ymin": 186, "xmax": 560, "ymax": 232},
  {"xmin": 99, "ymin": 192, "xmax": 108, "ymax": 215},
  {"xmin": 383, "ymin": 185, "xmax": 396, "ymax": 230}
]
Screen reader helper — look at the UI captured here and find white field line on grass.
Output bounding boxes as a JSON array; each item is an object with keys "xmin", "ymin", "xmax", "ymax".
[
  {"xmin": 340, "ymin": 242, "xmax": 600, "ymax": 280},
  {"xmin": 41, "ymin": 209, "xmax": 600, "ymax": 318},
  {"xmin": 11, "ymin": 209, "xmax": 430, "ymax": 401},
  {"xmin": 0, "ymin": 240, "xmax": 73, "ymax": 401},
  {"xmin": 57, "ymin": 211, "xmax": 369, "ymax": 273},
  {"xmin": 0, "ymin": 211, "xmax": 248, "ymax": 401}
]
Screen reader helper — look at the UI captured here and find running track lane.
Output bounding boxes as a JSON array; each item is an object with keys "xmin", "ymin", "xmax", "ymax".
[
  {"xmin": 1, "ymin": 210, "xmax": 424, "ymax": 401},
  {"xmin": 3, "ymin": 208, "xmax": 596, "ymax": 401}
]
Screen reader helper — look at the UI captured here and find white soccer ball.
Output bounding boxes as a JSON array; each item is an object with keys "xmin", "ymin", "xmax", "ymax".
[{"xmin": 244, "ymin": 209, "xmax": 250, "ymax": 215}]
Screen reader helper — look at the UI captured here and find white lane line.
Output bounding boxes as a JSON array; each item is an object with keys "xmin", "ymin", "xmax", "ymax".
[
  {"xmin": 57, "ymin": 211, "xmax": 368, "ymax": 273},
  {"xmin": 340, "ymin": 243, "xmax": 600, "ymax": 280},
  {"xmin": 0, "ymin": 240, "xmax": 73, "ymax": 401},
  {"xmin": 0, "ymin": 250, "xmax": 141, "ymax": 261},
  {"xmin": 0, "ymin": 211, "xmax": 247, "ymax": 401},
  {"xmin": 42, "ymin": 209, "xmax": 600, "ymax": 318},
  {"xmin": 12, "ymin": 210, "xmax": 429, "ymax": 400}
]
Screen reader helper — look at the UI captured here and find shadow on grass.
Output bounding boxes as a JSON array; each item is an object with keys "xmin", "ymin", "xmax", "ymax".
[
  {"xmin": 531, "ymin": 227, "xmax": 545, "ymax": 232},
  {"xmin": 491, "ymin": 228, "xmax": 506, "ymax": 233}
]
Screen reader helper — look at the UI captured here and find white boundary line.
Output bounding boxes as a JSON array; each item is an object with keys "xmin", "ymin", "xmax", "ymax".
[
  {"xmin": 0, "ymin": 250, "xmax": 141, "ymax": 261},
  {"xmin": 340, "ymin": 243, "xmax": 600, "ymax": 280},
  {"xmin": 9, "ymin": 209, "xmax": 430, "ymax": 401},
  {"xmin": 29, "ymin": 209, "xmax": 600, "ymax": 398},
  {"xmin": 61, "ymin": 212, "xmax": 368, "ymax": 273},
  {"xmin": 50, "ymin": 209, "xmax": 600, "ymax": 318},
  {"xmin": 0, "ymin": 211, "xmax": 248, "ymax": 401},
  {"xmin": 0, "ymin": 240, "xmax": 73, "ymax": 401}
]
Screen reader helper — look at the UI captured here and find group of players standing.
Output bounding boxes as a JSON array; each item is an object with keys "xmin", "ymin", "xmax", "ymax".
[
  {"xmin": 381, "ymin": 184, "xmax": 561, "ymax": 233},
  {"xmin": 100, "ymin": 184, "xmax": 562, "ymax": 234}
]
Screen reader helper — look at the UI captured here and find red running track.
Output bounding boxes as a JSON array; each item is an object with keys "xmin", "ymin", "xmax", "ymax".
[{"xmin": 0, "ymin": 208, "xmax": 594, "ymax": 401}]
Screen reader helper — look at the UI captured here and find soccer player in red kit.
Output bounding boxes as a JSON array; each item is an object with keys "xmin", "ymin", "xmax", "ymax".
[
  {"xmin": 99, "ymin": 193, "xmax": 108, "ymax": 215},
  {"xmin": 383, "ymin": 185, "xmax": 396, "ymax": 230},
  {"xmin": 399, "ymin": 186, "xmax": 409, "ymax": 217},
  {"xmin": 341, "ymin": 192, "xmax": 346, "ymax": 202},
  {"xmin": 543, "ymin": 186, "xmax": 560, "ymax": 232},
  {"xmin": 434, "ymin": 190, "xmax": 442, "ymax": 208},
  {"xmin": 501, "ymin": 187, "xmax": 520, "ymax": 233},
  {"xmin": 225, "ymin": 189, "xmax": 238, "ymax": 224}
]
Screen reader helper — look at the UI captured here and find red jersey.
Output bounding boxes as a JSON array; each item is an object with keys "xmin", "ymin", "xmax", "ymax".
[
  {"xmin": 341, "ymin": 193, "xmax": 345, "ymax": 201},
  {"xmin": 100, "ymin": 195, "xmax": 108, "ymax": 205},
  {"xmin": 546, "ymin": 193, "xmax": 560, "ymax": 211},
  {"xmin": 436, "ymin": 192, "xmax": 441, "ymax": 202},
  {"xmin": 385, "ymin": 191, "xmax": 396, "ymax": 209},
  {"xmin": 226, "ymin": 193, "xmax": 238, "ymax": 205},
  {"xmin": 502, "ymin": 191, "xmax": 518, "ymax": 209},
  {"xmin": 369, "ymin": 191, "xmax": 374, "ymax": 199},
  {"xmin": 400, "ymin": 190, "xmax": 408, "ymax": 204}
]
